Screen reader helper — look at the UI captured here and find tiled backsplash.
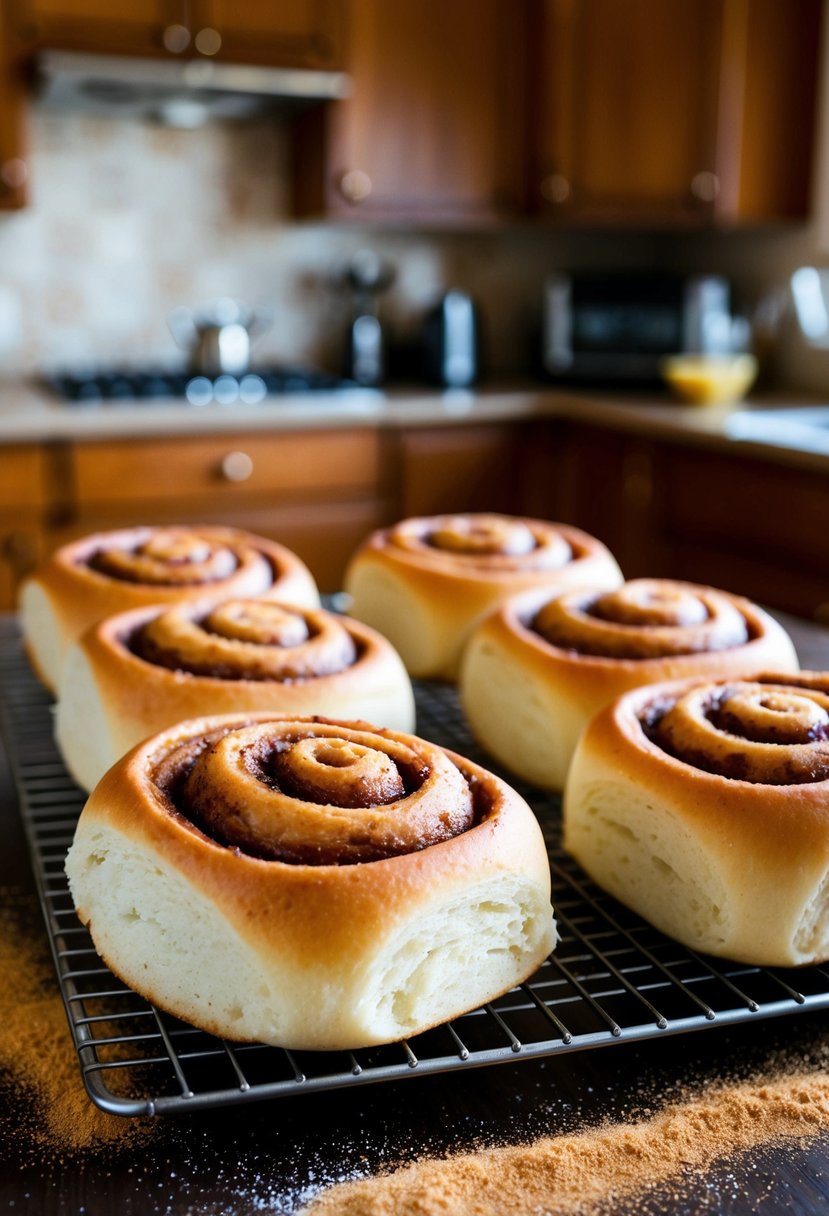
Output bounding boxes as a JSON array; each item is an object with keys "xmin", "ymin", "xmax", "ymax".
[
  {"xmin": 0, "ymin": 106, "xmax": 822, "ymax": 388},
  {"xmin": 0, "ymin": 107, "xmax": 662, "ymax": 380}
]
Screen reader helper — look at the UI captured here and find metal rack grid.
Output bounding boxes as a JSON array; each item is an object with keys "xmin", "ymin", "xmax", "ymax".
[{"xmin": 3, "ymin": 623, "xmax": 829, "ymax": 1117}]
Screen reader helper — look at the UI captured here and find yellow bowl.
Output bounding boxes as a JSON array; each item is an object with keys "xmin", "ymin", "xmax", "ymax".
[{"xmin": 661, "ymin": 354, "xmax": 758, "ymax": 406}]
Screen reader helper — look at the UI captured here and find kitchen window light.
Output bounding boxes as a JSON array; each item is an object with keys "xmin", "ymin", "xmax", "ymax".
[{"xmin": 791, "ymin": 266, "xmax": 829, "ymax": 344}]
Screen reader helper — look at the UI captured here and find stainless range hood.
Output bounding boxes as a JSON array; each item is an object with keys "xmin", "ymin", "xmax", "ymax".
[{"xmin": 34, "ymin": 49, "xmax": 350, "ymax": 127}]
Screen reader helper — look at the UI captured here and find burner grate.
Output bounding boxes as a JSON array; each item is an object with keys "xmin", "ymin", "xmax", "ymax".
[
  {"xmin": 2, "ymin": 622, "xmax": 829, "ymax": 1117},
  {"xmin": 42, "ymin": 366, "xmax": 362, "ymax": 406}
]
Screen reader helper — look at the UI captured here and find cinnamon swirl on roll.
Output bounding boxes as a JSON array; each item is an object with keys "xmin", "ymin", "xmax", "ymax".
[
  {"xmin": 19, "ymin": 525, "xmax": 319, "ymax": 692},
  {"xmin": 460, "ymin": 578, "xmax": 798, "ymax": 792},
  {"xmin": 344, "ymin": 513, "xmax": 623, "ymax": 679},
  {"xmin": 564, "ymin": 672, "xmax": 829, "ymax": 966},
  {"xmin": 65, "ymin": 714, "xmax": 557, "ymax": 1049},
  {"xmin": 56, "ymin": 599, "xmax": 415, "ymax": 791}
]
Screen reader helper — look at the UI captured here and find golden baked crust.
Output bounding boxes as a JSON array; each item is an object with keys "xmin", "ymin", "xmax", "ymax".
[
  {"xmin": 19, "ymin": 525, "xmax": 320, "ymax": 693},
  {"xmin": 55, "ymin": 599, "xmax": 415, "ymax": 791},
  {"xmin": 65, "ymin": 713, "xmax": 557, "ymax": 1050},
  {"xmin": 460, "ymin": 579, "xmax": 799, "ymax": 792},
  {"xmin": 344, "ymin": 513, "xmax": 623, "ymax": 679},
  {"xmin": 563, "ymin": 672, "xmax": 829, "ymax": 966}
]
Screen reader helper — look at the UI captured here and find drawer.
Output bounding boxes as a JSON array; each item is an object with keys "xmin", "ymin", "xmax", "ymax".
[
  {"xmin": 0, "ymin": 444, "xmax": 46, "ymax": 513},
  {"xmin": 70, "ymin": 429, "xmax": 383, "ymax": 505}
]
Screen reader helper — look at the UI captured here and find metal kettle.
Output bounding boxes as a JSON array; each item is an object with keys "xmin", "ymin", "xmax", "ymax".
[{"xmin": 168, "ymin": 298, "xmax": 273, "ymax": 376}]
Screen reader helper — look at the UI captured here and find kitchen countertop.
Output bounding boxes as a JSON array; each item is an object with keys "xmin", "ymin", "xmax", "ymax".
[
  {"xmin": 3, "ymin": 378, "xmax": 829, "ymax": 471},
  {"xmin": 3, "ymin": 612, "xmax": 829, "ymax": 1214}
]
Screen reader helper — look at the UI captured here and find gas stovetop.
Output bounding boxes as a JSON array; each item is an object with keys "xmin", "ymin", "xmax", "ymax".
[{"xmin": 43, "ymin": 367, "xmax": 360, "ymax": 406}]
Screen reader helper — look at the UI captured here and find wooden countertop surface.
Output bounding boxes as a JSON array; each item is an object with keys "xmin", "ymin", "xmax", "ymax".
[{"xmin": 2, "ymin": 613, "xmax": 829, "ymax": 1214}]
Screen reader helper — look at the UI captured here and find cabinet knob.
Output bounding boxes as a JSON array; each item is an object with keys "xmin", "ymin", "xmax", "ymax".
[
  {"xmin": 195, "ymin": 27, "xmax": 222, "ymax": 56},
  {"xmin": 690, "ymin": 171, "xmax": 720, "ymax": 203},
  {"xmin": 540, "ymin": 173, "xmax": 571, "ymax": 205},
  {"xmin": 622, "ymin": 451, "xmax": 653, "ymax": 509},
  {"xmin": 162, "ymin": 23, "xmax": 190, "ymax": 53},
  {"xmin": 338, "ymin": 169, "xmax": 373, "ymax": 204},
  {"xmin": 0, "ymin": 158, "xmax": 28, "ymax": 189},
  {"xmin": 219, "ymin": 451, "xmax": 254, "ymax": 483}
]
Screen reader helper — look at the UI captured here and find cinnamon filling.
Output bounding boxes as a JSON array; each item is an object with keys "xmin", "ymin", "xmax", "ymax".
[
  {"xmin": 387, "ymin": 514, "xmax": 575, "ymax": 571},
  {"xmin": 640, "ymin": 680, "xmax": 829, "ymax": 784},
  {"xmin": 87, "ymin": 530, "xmax": 241, "ymax": 585},
  {"xmin": 128, "ymin": 601, "xmax": 358, "ymax": 682},
  {"xmin": 533, "ymin": 580, "xmax": 751, "ymax": 659},
  {"xmin": 151, "ymin": 719, "xmax": 484, "ymax": 865}
]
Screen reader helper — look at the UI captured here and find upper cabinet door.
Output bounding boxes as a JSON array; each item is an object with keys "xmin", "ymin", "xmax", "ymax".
[
  {"xmin": 12, "ymin": 0, "xmax": 189, "ymax": 56},
  {"xmin": 292, "ymin": 0, "xmax": 528, "ymax": 223},
  {"xmin": 14, "ymin": 0, "xmax": 346, "ymax": 64},
  {"xmin": 1, "ymin": 0, "xmax": 29, "ymax": 209},
  {"xmin": 716, "ymin": 0, "xmax": 822, "ymax": 222},
  {"xmin": 531, "ymin": 0, "xmax": 822, "ymax": 225},
  {"xmin": 192, "ymin": 0, "xmax": 345, "ymax": 68},
  {"xmin": 531, "ymin": 0, "xmax": 723, "ymax": 222}
]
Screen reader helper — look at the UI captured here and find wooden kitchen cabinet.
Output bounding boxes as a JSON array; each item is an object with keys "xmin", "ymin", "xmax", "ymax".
[
  {"xmin": 529, "ymin": 421, "xmax": 665, "ymax": 577},
  {"xmin": 51, "ymin": 428, "xmax": 392, "ymax": 594},
  {"xmin": 394, "ymin": 423, "xmax": 528, "ymax": 517},
  {"xmin": 545, "ymin": 421, "xmax": 829, "ymax": 622},
  {"xmin": 657, "ymin": 444, "xmax": 829, "ymax": 620},
  {"xmin": 529, "ymin": 0, "xmax": 822, "ymax": 224},
  {"xmin": 191, "ymin": 0, "xmax": 345, "ymax": 68},
  {"xmin": 0, "ymin": 444, "xmax": 47, "ymax": 608},
  {"xmin": 9, "ymin": 0, "xmax": 188, "ymax": 56},
  {"xmin": 0, "ymin": 0, "xmax": 28, "ymax": 209},
  {"xmin": 291, "ymin": 0, "xmax": 528, "ymax": 222},
  {"xmin": 11, "ymin": 0, "xmax": 345, "ymax": 64}
]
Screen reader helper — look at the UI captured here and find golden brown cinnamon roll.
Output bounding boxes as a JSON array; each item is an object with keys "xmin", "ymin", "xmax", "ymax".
[
  {"xmin": 55, "ymin": 598, "xmax": 415, "ymax": 792},
  {"xmin": 344, "ymin": 513, "xmax": 623, "ymax": 679},
  {"xmin": 65, "ymin": 714, "xmax": 557, "ymax": 1050},
  {"xmin": 564, "ymin": 672, "xmax": 829, "ymax": 966},
  {"xmin": 460, "ymin": 578, "xmax": 799, "ymax": 792},
  {"xmin": 18, "ymin": 525, "xmax": 319, "ymax": 692}
]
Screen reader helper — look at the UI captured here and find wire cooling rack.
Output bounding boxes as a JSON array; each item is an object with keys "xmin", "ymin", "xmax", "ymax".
[{"xmin": 3, "ymin": 623, "xmax": 829, "ymax": 1117}]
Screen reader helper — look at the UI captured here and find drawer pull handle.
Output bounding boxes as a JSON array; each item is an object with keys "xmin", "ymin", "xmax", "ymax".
[
  {"xmin": 540, "ymin": 172, "xmax": 571, "ymax": 204},
  {"xmin": 219, "ymin": 451, "xmax": 254, "ymax": 482}
]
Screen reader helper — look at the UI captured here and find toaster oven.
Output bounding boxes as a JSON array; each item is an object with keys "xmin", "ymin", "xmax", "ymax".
[{"xmin": 542, "ymin": 272, "xmax": 733, "ymax": 386}]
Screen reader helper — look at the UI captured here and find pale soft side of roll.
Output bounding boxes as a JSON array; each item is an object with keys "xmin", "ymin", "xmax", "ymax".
[
  {"xmin": 563, "ymin": 671, "xmax": 829, "ymax": 966},
  {"xmin": 65, "ymin": 714, "xmax": 557, "ymax": 1051},
  {"xmin": 56, "ymin": 598, "xmax": 416, "ymax": 792},
  {"xmin": 343, "ymin": 513, "xmax": 624, "ymax": 680},
  {"xmin": 19, "ymin": 525, "xmax": 320, "ymax": 694},
  {"xmin": 460, "ymin": 578, "xmax": 799, "ymax": 793}
]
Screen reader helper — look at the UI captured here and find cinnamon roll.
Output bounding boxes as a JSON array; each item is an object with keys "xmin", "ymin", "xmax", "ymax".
[
  {"xmin": 564, "ymin": 672, "xmax": 829, "ymax": 966},
  {"xmin": 460, "ymin": 579, "xmax": 799, "ymax": 792},
  {"xmin": 65, "ymin": 714, "xmax": 557, "ymax": 1050},
  {"xmin": 56, "ymin": 599, "xmax": 416, "ymax": 792},
  {"xmin": 343, "ymin": 514, "xmax": 623, "ymax": 679},
  {"xmin": 18, "ymin": 525, "xmax": 320, "ymax": 692}
]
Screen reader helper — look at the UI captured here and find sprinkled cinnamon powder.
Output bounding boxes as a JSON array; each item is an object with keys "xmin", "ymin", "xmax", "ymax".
[
  {"xmin": 0, "ymin": 889, "xmax": 154, "ymax": 1159},
  {"xmin": 6, "ymin": 879, "xmax": 829, "ymax": 1214},
  {"xmin": 302, "ymin": 1071, "xmax": 829, "ymax": 1215}
]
